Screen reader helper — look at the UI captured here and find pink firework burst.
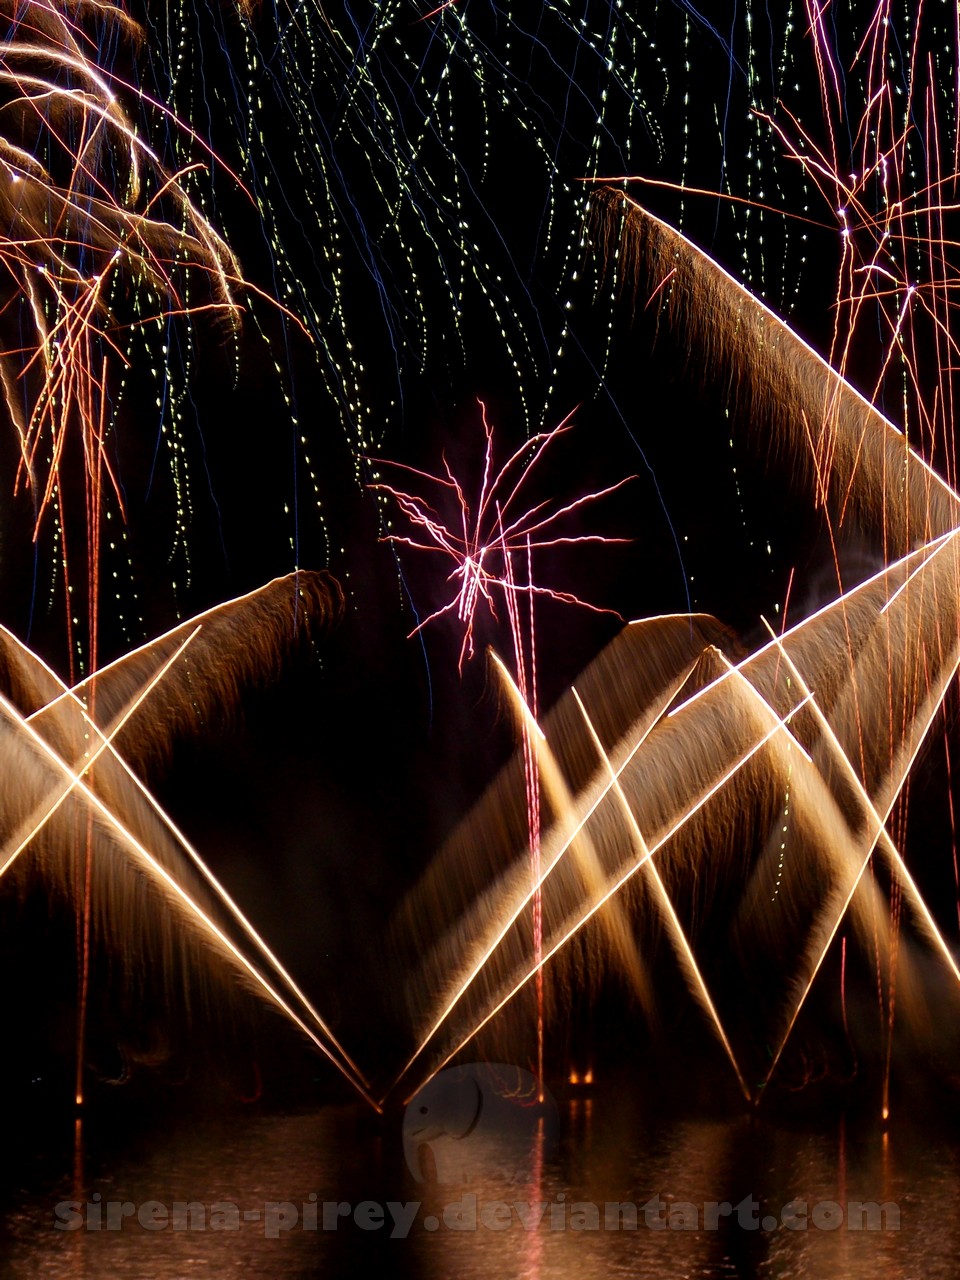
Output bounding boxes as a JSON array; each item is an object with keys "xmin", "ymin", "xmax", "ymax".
[
  {"xmin": 369, "ymin": 399, "xmax": 634, "ymax": 1094},
  {"xmin": 368, "ymin": 399, "xmax": 633, "ymax": 673}
]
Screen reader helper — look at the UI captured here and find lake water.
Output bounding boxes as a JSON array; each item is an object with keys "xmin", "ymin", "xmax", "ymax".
[{"xmin": 2, "ymin": 1076, "xmax": 955, "ymax": 1279}]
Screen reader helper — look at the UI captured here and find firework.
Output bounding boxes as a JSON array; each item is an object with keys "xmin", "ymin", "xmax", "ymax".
[
  {"xmin": 391, "ymin": 209, "xmax": 960, "ymax": 1106},
  {"xmin": 371, "ymin": 399, "xmax": 633, "ymax": 1097},
  {"xmin": 0, "ymin": 570, "xmax": 376, "ymax": 1105}
]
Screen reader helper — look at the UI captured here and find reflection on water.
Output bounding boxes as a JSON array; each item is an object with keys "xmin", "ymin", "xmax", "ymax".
[{"xmin": 1, "ymin": 1084, "xmax": 957, "ymax": 1279}]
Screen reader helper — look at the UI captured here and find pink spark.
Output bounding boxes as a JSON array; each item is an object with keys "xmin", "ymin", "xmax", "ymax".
[{"xmin": 368, "ymin": 400, "xmax": 633, "ymax": 672}]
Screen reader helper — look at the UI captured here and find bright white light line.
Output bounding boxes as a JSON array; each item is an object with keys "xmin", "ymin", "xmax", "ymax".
[
  {"xmin": 663, "ymin": 530, "xmax": 958, "ymax": 721},
  {"xmin": 29, "ymin": 574, "xmax": 305, "ymax": 723},
  {"xmin": 402, "ymin": 693, "xmax": 814, "ymax": 1103},
  {"xmin": 15, "ymin": 627, "xmax": 370, "ymax": 1089},
  {"xmin": 385, "ymin": 648, "xmax": 703, "ymax": 1102},
  {"xmin": 0, "ymin": 687, "xmax": 380, "ymax": 1111},
  {"xmin": 714, "ymin": 653, "xmax": 814, "ymax": 766},
  {"xmin": 0, "ymin": 626, "xmax": 201, "ymax": 881},
  {"xmin": 571, "ymin": 687, "xmax": 752, "ymax": 1102},
  {"xmin": 588, "ymin": 197, "xmax": 960, "ymax": 524},
  {"xmin": 880, "ymin": 528, "xmax": 960, "ymax": 615}
]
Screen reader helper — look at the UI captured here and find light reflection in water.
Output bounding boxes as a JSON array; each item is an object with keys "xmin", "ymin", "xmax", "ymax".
[{"xmin": 1, "ymin": 1091, "xmax": 956, "ymax": 1279}]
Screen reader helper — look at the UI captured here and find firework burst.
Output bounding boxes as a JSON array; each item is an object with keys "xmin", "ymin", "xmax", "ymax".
[
  {"xmin": 368, "ymin": 400, "xmax": 633, "ymax": 670},
  {"xmin": 370, "ymin": 400, "xmax": 633, "ymax": 1096}
]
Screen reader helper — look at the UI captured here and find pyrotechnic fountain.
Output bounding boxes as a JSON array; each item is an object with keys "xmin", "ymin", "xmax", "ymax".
[
  {"xmin": 2, "ymin": 188, "xmax": 959, "ymax": 1123},
  {"xmin": 0, "ymin": 0, "xmax": 958, "ymax": 1133},
  {"xmin": 5, "ymin": 197, "xmax": 959, "ymax": 1121},
  {"xmin": 0, "ymin": 569, "xmax": 379, "ymax": 1109},
  {"xmin": 385, "ymin": 198, "xmax": 960, "ymax": 1116},
  {"xmin": 2, "ymin": 6, "xmax": 960, "ymax": 1278}
]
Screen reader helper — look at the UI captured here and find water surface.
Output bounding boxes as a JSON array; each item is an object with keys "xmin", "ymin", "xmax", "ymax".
[{"xmin": 2, "ymin": 1079, "xmax": 954, "ymax": 1279}]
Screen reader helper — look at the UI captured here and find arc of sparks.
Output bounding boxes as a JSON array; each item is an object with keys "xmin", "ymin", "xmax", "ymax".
[
  {"xmin": 0, "ymin": 573, "xmax": 374, "ymax": 1105},
  {"xmin": 400, "ymin": 692, "xmax": 814, "ymax": 1103},
  {"xmin": 397, "ymin": 507, "xmax": 960, "ymax": 1103}
]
